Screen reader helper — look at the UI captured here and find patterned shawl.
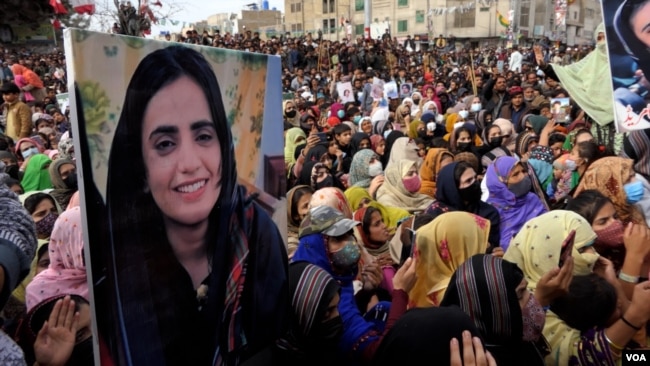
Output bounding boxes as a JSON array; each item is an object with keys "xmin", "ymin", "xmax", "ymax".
[{"xmin": 349, "ymin": 149, "xmax": 379, "ymax": 189}]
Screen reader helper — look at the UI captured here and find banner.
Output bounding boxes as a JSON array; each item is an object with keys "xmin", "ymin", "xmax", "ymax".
[
  {"xmin": 602, "ymin": 0, "xmax": 650, "ymax": 131},
  {"xmin": 64, "ymin": 28, "xmax": 284, "ymax": 364}
]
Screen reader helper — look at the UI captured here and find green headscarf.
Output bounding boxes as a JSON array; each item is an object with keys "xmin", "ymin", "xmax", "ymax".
[{"xmin": 21, "ymin": 154, "xmax": 53, "ymax": 193}]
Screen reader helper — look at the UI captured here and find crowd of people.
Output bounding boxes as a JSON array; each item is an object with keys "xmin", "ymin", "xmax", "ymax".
[{"xmin": 0, "ymin": 18, "xmax": 650, "ymax": 365}]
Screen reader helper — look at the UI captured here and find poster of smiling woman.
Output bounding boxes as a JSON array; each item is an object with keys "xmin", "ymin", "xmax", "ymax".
[
  {"xmin": 64, "ymin": 29, "xmax": 288, "ymax": 365},
  {"xmin": 603, "ymin": 0, "xmax": 650, "ymax": 131}
]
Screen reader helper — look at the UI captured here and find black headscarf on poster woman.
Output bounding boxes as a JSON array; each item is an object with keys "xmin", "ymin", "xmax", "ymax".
[{"xmin": 615, "ymin": 0, "xmax": 650, "ymax": 80}]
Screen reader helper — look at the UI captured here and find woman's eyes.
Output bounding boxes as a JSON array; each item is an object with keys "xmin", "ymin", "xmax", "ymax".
[{"xmin": 155, "ymin": 140, "xmax": 175, "ymax": 151}]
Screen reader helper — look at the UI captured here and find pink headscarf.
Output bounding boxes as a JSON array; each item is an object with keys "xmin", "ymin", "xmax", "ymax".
[
  {"xmin": 25, "ymin": 206, "xmax": 88, "ymax": 312},
  {"xmin": 15, "ymin": 137, "xmax": 44, "ymax": 155},
  {"xmin": 13, "ymin": 75, "xmax": 34, "ymax": 102},
  {"xmin": 66, "ymin": 191, "xmax": 80, "ymax": 211}
]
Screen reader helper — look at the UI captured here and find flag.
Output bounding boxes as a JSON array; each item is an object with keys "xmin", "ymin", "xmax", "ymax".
[
  {"xmin": 69, "ymin": 0, "xmax": 96, "ymax": 15},
  {"xmin": 51, "ymin": 17, "xmax": 62, "ymax": 29},
  {"xmin": 49, "ymin": 0, "xmax": 68, "ymax": 14},
  {"xmin": 496, "ymin": 10, "xmax": 510, "ymax": 28}
]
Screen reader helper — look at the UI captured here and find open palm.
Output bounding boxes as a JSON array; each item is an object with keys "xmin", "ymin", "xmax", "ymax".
[{"xmin": 34, "ymin": 296, "xmax": 79, "ymax": 366}]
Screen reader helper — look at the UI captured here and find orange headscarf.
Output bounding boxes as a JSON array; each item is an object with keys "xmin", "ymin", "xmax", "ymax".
[
  {"xmin": 11, "ymin": 64, "xmax": 44, "ymax": 89},
  {"xmin": 419, "ymin": 148, "xmax": 454, "ymax": 198}
]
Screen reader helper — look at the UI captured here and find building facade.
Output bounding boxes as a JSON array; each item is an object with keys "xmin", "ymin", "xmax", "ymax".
[{"xmin": 283, "ymin": 0, "xmax": 603, "ymax": 46}]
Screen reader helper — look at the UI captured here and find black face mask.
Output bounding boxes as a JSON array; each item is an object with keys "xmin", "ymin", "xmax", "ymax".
[
  {"xmin": 63, "ymin": 173, "xmax": 78, "ymax": 190},
  {"xmin": 311, "ymin": 315, "xmax": 343, "ymax": 341},
  {"xmin": 315, "ymin": 175, "xmax": 334, "ymax": 189},
  {"xmin": 412, "ymin": 98, "xmax": 421, "ymax": 105},
  {"xmin": 66, "ymin": 337, "xmax": 94, "ymax": 366},
  {"xmin": 458, "ymin": 181, "xmax": 482, "ymax": 205},
  {"xmin": 488, "ymin": 136, "xmax": 503, "ymax": 148},
  {"xmin": 5, "ymin": 164, "xmax": 19, "ymax": 180},
  {"xmin": 286, "ymin": 110, "xmax": 297, "ymax": 118},
  {"xmin": 417, "ymin": 129, "xmax": 430, "ymax": 139},
  {"xmin": 457, "ymin": 142, "xmax": 472, "ymax": 152}
]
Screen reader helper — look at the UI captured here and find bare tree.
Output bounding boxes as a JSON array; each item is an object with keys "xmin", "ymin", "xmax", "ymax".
[{"xmin": 89, "ymin": 0, "xmax": 186, "ymax": 37}]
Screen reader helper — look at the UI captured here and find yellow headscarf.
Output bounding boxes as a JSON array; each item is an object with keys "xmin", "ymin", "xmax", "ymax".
[
  {"xmin": 409, "ymin": 212, "xmax": 490, "ymax": 307},
  {"xmin": 344, "ymin": 186, "xmax": 410, "ymax": 233},
  {"xmin": 12, "ymin": 239, "xmax": 49, "ymax": 303}
]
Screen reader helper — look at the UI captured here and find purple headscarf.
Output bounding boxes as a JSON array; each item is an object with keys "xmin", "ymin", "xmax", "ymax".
[{"xmin": 485, "ymin": 156, "xmax": 547, "ymax": 251}]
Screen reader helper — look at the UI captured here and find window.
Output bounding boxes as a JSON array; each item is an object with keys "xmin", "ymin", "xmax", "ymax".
[
  {"xmin": 416, "ymin": 10, "xmax": 425, "ymax": 23},
  {"xmin": 355, "ymin": 23, "xmax": 364, "ymax": 35},
  {"xmin": 290, "ymin": 2, "xmax": 302, "ymax": 12},
  {"xmin": 355, "ymin": 0, "xmax": 364, "ymax": 11},
  {"xmin": 519, "ymin": 4, "xmax": 529, "ymax": 27},
  {"xmin": 452, "ymin": 3, "xmax": 475, "ymax": 28},
  {"xmin": 574, "ymin": 11, "xmax": 577, "ymax": 20},
  {"xmin": 291, "ymin": 23, "xmax": 303, "ymax": 32},
  {"xmin": 398, "ymin": 0, "xmax": 408, "ymax": 7},
  {"xmin": 322, "ymin": 18, "xmax": 336, "ymax": 33},
  {"xmin": 586, "ymin": 8, "xmax": 594, "ymax": 17},
  {"xmin": 323, "ymin": 0, "xmax": 335, "ymax": 14},
  {"xmin": 398, "ymin": 20, "xmax": 408, "ymax": 33}
]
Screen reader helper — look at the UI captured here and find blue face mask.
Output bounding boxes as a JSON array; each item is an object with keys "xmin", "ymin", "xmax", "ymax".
[
  {"xmin": 353, "ymin": 115, "xmax": 362, "ymax": 124},
  {"xmin": 337, "ymin": 110, "xmax": 345, "ymax": 119},
  {"xmin": 383, "ymin": 129, "xmax": 392, "ymax": 139},
  {"xmin": 624, "ymin": 180, "xmax": 644, "ymax": 204}
]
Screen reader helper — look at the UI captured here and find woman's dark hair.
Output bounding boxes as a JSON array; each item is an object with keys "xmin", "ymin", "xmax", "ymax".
[
  {"xmin": 454, "ymin": 126, "xmax": 473, "ymax": 145},
  {"xmin": 430, "ymin": 137, "xmax": 449, "ymax": 149},
  {"xmin": 104, "ymin": 46, "xmax": 239, "ymax": 364},
  {"xmin": 24, "ymin": 193, "xmax": 55, "ymax": 215},
  {"xmin": 453, "ymin": 161, "xmax": 475, "ymax": 187},
  {"xmin": 361, "ymin": 206, "xmax": 380, "ymax": 236},
  {"xmin": 549, "ymin": 133, "xmax": 567, "ymax": 146},
  {"xmin": 550, "ymin": 274, "xmax": 617, "ymax": 332},
  {"xmin": 566, "ymin": 189, "xmax": 612, "ymax": 225},
  {"xmin": 29, "ymin": 294, "xmax": 89, "ymax": 337},
  {"xmin": 37, "ymin": 242, "xmax": 49, "ymax": 260},
  {"xmin": 575, "ymin": 140, "xmax": 602, "ymax": 166},
  {"xmin": 290, "ymin": 186, "xmax": 315, "ymax": 221},
  {"xmin": 573, "ymin": 128, "xmax": 593, "ymax": 144}
]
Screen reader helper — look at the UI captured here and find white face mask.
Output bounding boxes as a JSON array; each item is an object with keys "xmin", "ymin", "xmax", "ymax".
[
  {"xmin": 21, "ymin": 147, "xmax": 39, "ymax": 159},
  {"xmin": 368, "ymin": 162, "xmax": 383, "ymax": 177},
  {"xmin": 436, "ymin": 114, "xmax": 445, "ymax": 123},
  {"xmin": 470, "ymin": 103, "xmax": 482, "ymax": 112},
  {"xmin": 458, "ymin": 110, "xmax": 469, "ymax": 119},
  {"xmin": 426, "ymin": 122, "xmax": 436, "ymax": 131}
]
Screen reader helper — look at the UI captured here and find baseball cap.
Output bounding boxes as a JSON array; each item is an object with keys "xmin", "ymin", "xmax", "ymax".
[{"xmin": 299, "ymin": 205, "xmax": 360, "ymax": 238}]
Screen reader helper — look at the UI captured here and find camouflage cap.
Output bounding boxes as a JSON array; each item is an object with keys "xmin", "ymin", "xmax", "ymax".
[{"xmin": 299, "ymin": 205, "xmax": 360, "ymax": 238}]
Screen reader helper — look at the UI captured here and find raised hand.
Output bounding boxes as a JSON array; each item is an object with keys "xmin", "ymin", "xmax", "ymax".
[{"xmin": 34, "ymin": 296, "xmax": 80, "ymax": 366}]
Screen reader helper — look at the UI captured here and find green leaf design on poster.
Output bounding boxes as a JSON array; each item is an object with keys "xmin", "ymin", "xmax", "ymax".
[
  {"xmin": 74, "ymin": 29, "xmax": 93, "ymax": 43},
  {"xmin": 120, "ymin": 36, "xmax": 147, "ymax": 49},
  {"xmin": 201, "ymin": 47, "xmax": 228, "ymax": 64},
  {"xmin": 238, "ymin": 52, "xmax": 265, "ymax": 71},
  {"xmin": 79, "ymin": 80, "xmax": 111, "ymax": 168},
  {"xmin": 249, "ymin": 112, "xmax": 263, "ymax": 135}
]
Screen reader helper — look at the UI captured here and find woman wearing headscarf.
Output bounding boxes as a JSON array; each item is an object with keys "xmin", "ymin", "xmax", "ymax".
[
  {"xmin": 369, "ymin": 135, "xmax": 385, "ymax": 158},
  {"xmin": 274, "ymin": 262, "xmax": 342, "ymax": 365},
  {"xmin": 348, "ymin": 149, "xmax": 385, "ymax": 199},
  {"xmin": 21, "ymin": 154, "xmax": 53, "ymax": 193},
  {"xmin": 573, "ymin": 157, "xmax": 647, "ymax": 225},
  {"xmin": 409, "ymin": 211, "xmax": 490, "ymax": 307},
  {"xmin": 485, "ymin": 156, "xmax": 547, "ymax": 251},
  {"xmin": 383, "ymin": 136, "xmax": 420, "ymax": 172},
  {"xmin": 349, "ymin": 132, "xmax": 371, "ymax": 157},
  {"xmin": 309, "ymin": 187, "xmax": 354, "ymax": 220},
  {"xmin": 47, "ymin": 158, "xmax": 77, "ymax": 209},
  {"xmin": 285, "ymin": 127, "xmax": 307, "ymax": 168},
  {"xmin": 345, "ymin": 187, "xmax": 410, "ymax": 235},
  {"xmin": 376, "ymin": 159, "xmax": 433, "ymax": 213},
  {"xmin": 371, "ymin": 306, "xmax": 487, "ymax": 366},
  {"xmin": 492, "ymin": 118, "xmax": 517, "ymax": 153},
  {"xmin": 284, "ymin": 100, "xmax": 301, "ymax": 127},
  {"xmin": 426, "ymin": 161, "xmax": 502, "ymax": 248},
  {"xmin": 622, "ymin": 129, "xmax": 650, "ymax": 228},
  {"xmin": 503, "ymin": 210, "xmax": 650, "ymax": 366},
  {"xmin": 418, "ymin": 147, "xmax": 454, "ymax": 198},
  {"xmin": 380, "ymin": 130, "xmax": 404, "ymax": 168},
  {"xmin": 287, "ymin": 185, "xmax": 315, "ymax": 259},
  {"xmin": 11, "ymin": 64, "xmax": 46, "ymax": 103},
  {"xmin": 441, "ymin": 255, "xmax": 557, "ymax": 365}
]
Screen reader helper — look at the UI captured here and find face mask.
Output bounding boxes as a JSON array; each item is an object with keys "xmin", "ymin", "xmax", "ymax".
[
  {"xmin": 35, "ymin": 212, "xmax": 58, "ymax": 238},
  {"xmin": 489, "ymin": 136, "xmax": 503, "ymax": 148},
  {"xmin": 508, "ymin": 176, "xmax": 531, "ymax": 198},
  {"xmin": 316, "ymin": 75, "xmax": 321, "ymax": 80},
  {"xmin": 337, "ymin": 110, "xmax": 345, "ymax": 119},
  {"xmin": 310, "ymin": 314, "xmax": 343, "ymax": 352},
  {"xmin": 521, "ymin": 294, "xmax": 545, "ymax": 342},
  {"xmin": 66, "ymin": 337, "xmax": 94, "ymax": 366},
  {"xmin": 470, "ymin": 103, "xmax": 482, "ymax": 112},
  {"xmin": 353, "ymin": 115, "xmax": 361, "ymax": 124},
  {"xmin": 426, "ymin": 122, "xmax": 436, "ymax": 132},
  {"xmin": 564, "ymin": 159, "xmax": 577, "ymax": 172},
  {"xmin": 402, "ymin": 175, "xmax": 421, "ymax": 193},
  {"xmin": 22, "ymin": 147, "xmax": 39, "ymax": 159},
  {"xmin": 594, "ymin": 220, "xmax": 624, "ymax": 248},
  {"xmin": 458, "ymin": 110, "xmax": 469, "ymax": 119},
  {"xmin": 383, "ymin": 129, "xmax": 392, "ymax": 139},
  {"xmin": 5, "ymin": 164, "xmax": 19, "ymax": 179},
  {"xmin": 368, "ymin": 162, "xmax": 383, "ymax": 177},
  {"xmin": 457, "ymin": 142, "xmax": 472, "ymax": 152},
  {"xmin": 330, "ymin": 238, "xmax": 361, "ymax": 270},
  {"xmin": 315, "ymin": 175, "xmax": 334, "ymax": 190},
  {"xmin": 285, "ymin": 110, "xmax": 297, "ymax": 118},
  {"xmin": 417, "ymin": 129, "xmax": 429, "ymax": 139},
  {"xmin": 573, "ymin": 250, "xmax": 600, "ymax": 275},
  {"xmin": 458, "ymin": 181, "xmax": 482, "ymax": 204},
  {"xmin": 624, "ymin": 181, "xmax": 644, "ymax": 204},
  {"xmin": 63, "ymin": 173, "xmax": 78, "ymax": 190},
  {"xmin": 436, "ymin": 114, "xmax": 445, "ymax": 123},
  {"xmin": 412, "ymin": 98, "xmax": 420, "ymax": 105}
]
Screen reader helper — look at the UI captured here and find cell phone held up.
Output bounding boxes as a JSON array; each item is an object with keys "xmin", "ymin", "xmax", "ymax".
[{"xmin": 558, "ymin": 229, "xmax": 576, "ymax": 268}]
